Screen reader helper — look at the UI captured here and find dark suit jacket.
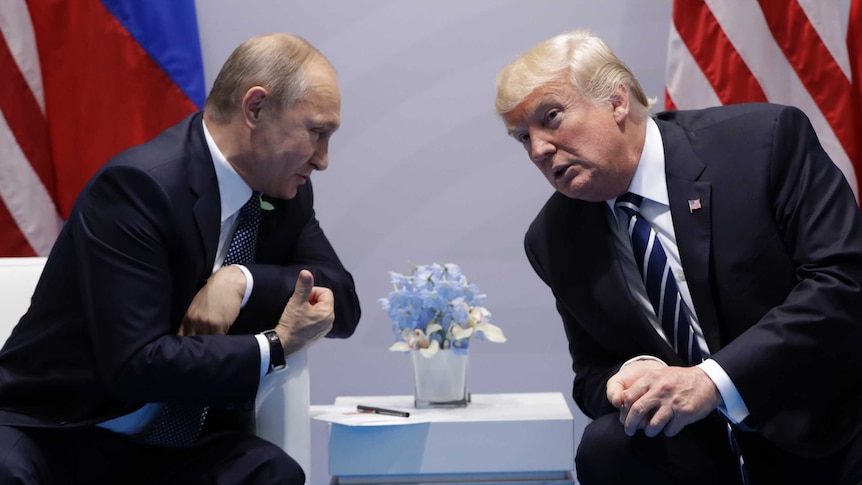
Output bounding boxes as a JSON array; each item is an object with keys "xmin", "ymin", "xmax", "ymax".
[
  {"xmin": 0, "ymin": 113, "xmax": 361, "ymax": 428},
  {"xmin": 525, "ymin": 103, "xmax": 862, "ymax": 458}
]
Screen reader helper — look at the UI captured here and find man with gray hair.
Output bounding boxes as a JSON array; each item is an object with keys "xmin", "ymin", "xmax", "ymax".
[
  {"xmin": 0, "ymin": 33, "xmax": 360, "ymax": 484},
  {"xmin": 497, "ymin": 29, "xmax": 862, "ymax": 484}
]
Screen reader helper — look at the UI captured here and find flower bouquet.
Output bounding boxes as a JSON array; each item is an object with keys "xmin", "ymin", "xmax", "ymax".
[{"xmin": 380, "ymin": 263, "xmax": 506, "ymax": 357}]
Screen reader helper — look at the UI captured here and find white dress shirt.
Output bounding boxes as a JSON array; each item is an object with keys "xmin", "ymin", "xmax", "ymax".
[{"xmin": 607, "ymin": 117, "xmax": 749, "ymax": 424}]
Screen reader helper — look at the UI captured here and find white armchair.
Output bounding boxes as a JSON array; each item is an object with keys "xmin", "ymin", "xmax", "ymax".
[{"xmin": 0, "ymin": 257, "xmax": 310, "ymax": 483}]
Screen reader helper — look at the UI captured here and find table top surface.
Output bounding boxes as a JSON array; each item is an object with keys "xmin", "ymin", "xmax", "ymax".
[{"xmin": 312, "ymin": 392, "xmax": 574, "ymax": 425}]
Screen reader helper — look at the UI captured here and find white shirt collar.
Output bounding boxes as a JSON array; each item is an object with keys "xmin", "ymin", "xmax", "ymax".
[
  {"xmin": 626, "ymin": 116, "xmax": 667, "ymax": 205},
  {"xmin": 201, "ymin": 118, "xmax": 253, "ymax": 222},
  {"xmin": 607, "ymin": 116, "xmax": 667, "ymax": 210}
]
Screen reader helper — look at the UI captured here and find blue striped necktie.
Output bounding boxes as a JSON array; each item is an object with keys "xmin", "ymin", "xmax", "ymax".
[
  {"xmin": 615, "ymin": 192, "xmax": 701, "ymax": 365},
  {"xmin": 143, "ymin": 191, "xmax": 262, "ymax": 448},
  {"xmin": 615, "ymin": 192, "xmax": 750, "ymax": 485}
]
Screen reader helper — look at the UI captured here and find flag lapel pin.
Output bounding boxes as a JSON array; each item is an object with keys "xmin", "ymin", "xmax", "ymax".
[{"xmin": 688, "ymin": 199, "xmax": 702, "ymax": 213}]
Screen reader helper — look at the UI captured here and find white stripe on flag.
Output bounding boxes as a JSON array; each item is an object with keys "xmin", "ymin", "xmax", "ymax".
[
  {"xmin": 665, "ymin": 24, "xmax": 722, "ymax": 108},
  {"xmin": 797, "ymin": 0, "xmax": 852, "ymax": 79},
  {"xmin": 0, "ymin": 110, "xmax": 61, "ymax": 256},
  {"xmin": 0, "ymin": 0, "xmax": 45, "ymax": 114}
]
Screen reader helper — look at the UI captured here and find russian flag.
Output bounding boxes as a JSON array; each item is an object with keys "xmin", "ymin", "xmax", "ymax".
[{"xmin": 0, "ymin": 0, "xmax": 204, "ymax": 256}]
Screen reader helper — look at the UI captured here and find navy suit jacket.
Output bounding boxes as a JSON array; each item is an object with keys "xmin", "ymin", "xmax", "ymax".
[
  {"xmin": 525, "ymin": 103, "xmax": 862, "ymax": 457},
  {"xmin": 0, "ymin": 113, "xmax": 361, "ymax": 428}
]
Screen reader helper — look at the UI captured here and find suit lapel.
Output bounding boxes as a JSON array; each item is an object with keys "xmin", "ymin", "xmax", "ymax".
[
  {"xmin": 187, "ymin": 114, "xmax": 221, "ymax": 273},
  {"xmin": 548, "ymin": 197, "xmax": 677, "ymax": 361},
  {"xmin": 657, "ymin": 118, "xmax": 722, "ymax": 352}
]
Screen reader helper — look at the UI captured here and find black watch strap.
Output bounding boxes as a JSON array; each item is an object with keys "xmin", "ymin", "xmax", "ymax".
[{"xmin": 264, "ymin": 330, "xmax": 286, "ymax": 373}]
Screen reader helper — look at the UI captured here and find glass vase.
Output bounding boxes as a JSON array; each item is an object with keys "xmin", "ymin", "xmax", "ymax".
[{"xmin": 410, "ymin": 348, "xmax": 469, "ymax": 408}]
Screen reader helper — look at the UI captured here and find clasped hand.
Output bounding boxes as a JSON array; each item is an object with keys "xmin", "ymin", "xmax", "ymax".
[
  {"xmin": 606, "ymin": 359, "xmax": 722, "ymax": 437},
  {"xmin": 181, "ymin": 265, "xmax": 248, "ymax": 336},
  {"xmin": 180, "ymin": 267, "xmax": 335, "ymax": 357}
]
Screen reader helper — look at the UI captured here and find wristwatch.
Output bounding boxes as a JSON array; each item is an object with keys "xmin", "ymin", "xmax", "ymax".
[{"xmin": 263, "ymin": 330, "xmax": 286, "ymax": 374}]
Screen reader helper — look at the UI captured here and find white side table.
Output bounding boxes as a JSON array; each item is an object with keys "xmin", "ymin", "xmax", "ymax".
[{"xmin": 312, "ymin": 392, "xmax": 575, "ymax": 484}]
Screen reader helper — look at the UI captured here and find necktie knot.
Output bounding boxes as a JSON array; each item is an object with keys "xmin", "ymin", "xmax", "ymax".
[
  {"xmin": 242, "ymin": 191, "xmax": 262, "ymax": 217},
  {"xmin": 615, "ymin": 192, "xmax": 643, "ymax": 218}
]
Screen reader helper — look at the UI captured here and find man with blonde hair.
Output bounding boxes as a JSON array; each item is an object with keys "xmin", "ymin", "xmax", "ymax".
[
  {"xmin": 497, "ymin": 29, "xmax": 862, "ymax": 484},
  {"xmin": 0, "ymin": 33, "xmax": 360, "ymax": 484}
]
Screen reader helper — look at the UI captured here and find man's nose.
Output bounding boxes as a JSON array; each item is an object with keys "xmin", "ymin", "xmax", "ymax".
[
  {"xmin": 529, "ymin": 132, "xmax": 555, "ymax": 162},
  {"xmin": 313, "ymin": 139, "xmax": 329, "ymax": 171}
]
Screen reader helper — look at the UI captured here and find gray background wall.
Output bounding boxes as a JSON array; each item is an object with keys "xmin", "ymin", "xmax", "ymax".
[{"xmin": 194, "ymin": 1, "xmax": 674, "ymax": 483}]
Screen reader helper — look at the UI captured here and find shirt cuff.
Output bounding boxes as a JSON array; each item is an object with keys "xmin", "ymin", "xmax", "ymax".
[
  {"xmin": 697, "ymin": 358, "xmax": 750, "ymax": 423},
  {"xmin": 234, "ymin": 264, "xmax": 254, "ymax": 308},
  {"xmin": 254, "ymin": 333, "xmax": 269, "ymax": 378},
  {"xmin": 621, "ymin": 354, "xmax": 668, "ymax": 368}
]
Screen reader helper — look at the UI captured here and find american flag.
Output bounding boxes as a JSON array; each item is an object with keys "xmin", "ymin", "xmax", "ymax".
[
  {"xmin": 688, "ymin": 198, "xmax": 702, "ymax": 213},
  {"xmin": 0, "ymin": 0, "xmax": 204, "ymax": 256},
  {"xmin": 666, "ymin": 0, "xmax": 862, "ymax": 202}
]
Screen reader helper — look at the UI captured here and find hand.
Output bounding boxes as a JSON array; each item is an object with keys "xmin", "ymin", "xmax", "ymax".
[
  {"xmin": 607, "ymin": 360, "xmax": 722, "ymax": 437},
  {"xmin": 180, "ymin": 265, "xmax": 247, "ymax": 336},
  {"xmin": 274, "ymin": 270, "xmax": 335, "ymax": 357}
]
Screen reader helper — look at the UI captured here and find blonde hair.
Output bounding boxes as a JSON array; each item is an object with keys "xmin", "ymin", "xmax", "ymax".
[
  {"xmin": 204, "ymin": 33, "xmax": 331, "ymax": 123},
  {"xmin": 495, "ymin": 30, "xmax": 655, "ymax": 117}
]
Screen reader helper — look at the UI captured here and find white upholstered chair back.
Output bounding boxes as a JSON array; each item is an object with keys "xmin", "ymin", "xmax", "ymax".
[{"xmin": 0, "ymin": 257, "xmax": 310, "ymax": 483}]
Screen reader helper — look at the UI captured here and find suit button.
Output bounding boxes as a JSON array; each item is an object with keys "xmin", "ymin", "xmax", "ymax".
[{"xmin": 241, "ymin": 402, "xmax": 253, "ymax": 412}]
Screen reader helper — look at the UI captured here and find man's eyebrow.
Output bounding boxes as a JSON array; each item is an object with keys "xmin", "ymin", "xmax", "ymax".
[
  {"xmin": 314, "ymin": 120, "xmax": 340, "ymax": 131},
  {"xmin": 505, "ymin": 98, "xmax": 557, "ymax": 136}
]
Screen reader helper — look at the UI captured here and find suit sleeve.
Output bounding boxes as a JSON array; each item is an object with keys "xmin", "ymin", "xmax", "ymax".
[
  {"xmin": 72, "ymin": 165, "xmax": 261, "ymax": 405},
  {"xmin": 710, "ymin": 106, "xmax": 862, "ymax": 453},
  {"xmin": 525, "ymin": 225, "xmax": 622, "ymax": 419}
]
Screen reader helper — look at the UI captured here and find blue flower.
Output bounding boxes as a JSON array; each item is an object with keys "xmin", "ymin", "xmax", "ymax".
[{"xmin": 382, "ymin": 263, "xmax": 506, "ymax": 357}]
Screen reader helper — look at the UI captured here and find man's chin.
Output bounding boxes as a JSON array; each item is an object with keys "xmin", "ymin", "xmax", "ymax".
[{"xmin": 281, "ymin": 187, "xmax": 299, "ymax": 200}]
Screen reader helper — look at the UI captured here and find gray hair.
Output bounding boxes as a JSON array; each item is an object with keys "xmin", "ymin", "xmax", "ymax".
[
  {"xmin": 495, "ymin": 30, "xmax": 655, "ymax": 118},
  {"xmin": 204, "ymin": 33, "xmax": 331, "ymax": 123}
]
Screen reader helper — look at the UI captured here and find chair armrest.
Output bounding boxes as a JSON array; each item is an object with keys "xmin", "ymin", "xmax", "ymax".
[
  {"xmin": 254, "ymin": 349, "xmax": 310, "ymax": 483},
  {"xmin": 0, "ymin": 257, "xmax": 47, "ymax": 342}
]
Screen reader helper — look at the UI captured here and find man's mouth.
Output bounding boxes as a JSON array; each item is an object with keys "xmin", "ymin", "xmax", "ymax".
[{"xmin": 552, "ymin": 164, "xmax": 570, "ymax": 179}]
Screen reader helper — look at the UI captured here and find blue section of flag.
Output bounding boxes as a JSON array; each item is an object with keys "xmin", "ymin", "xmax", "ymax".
[{"xmin": 99, "ymin": 0, "xmax": 206, "ymax": 109}]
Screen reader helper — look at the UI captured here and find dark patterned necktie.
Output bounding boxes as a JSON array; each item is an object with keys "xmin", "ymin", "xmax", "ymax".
[
  {"xmin": 143, "ymin": 191, "xmax": 262, "ymax": 448},
  {"xmin": 616, "ymin": 192, "xmax": 749, "ymax": 485},
  {"xmin": 223, "ymin": 191, "xmax": 262, "ymax": 267}
]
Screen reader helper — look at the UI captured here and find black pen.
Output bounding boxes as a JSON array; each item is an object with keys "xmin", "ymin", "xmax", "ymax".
[{"xmin": 356, "ymin": 404, "xmax": 410, "ymax": 418}]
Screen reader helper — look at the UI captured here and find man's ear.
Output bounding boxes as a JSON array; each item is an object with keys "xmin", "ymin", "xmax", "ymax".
[
  {"xmin": 242, "ymin": 86, "xmax": 268, "ymax": 127},
  {"xmin": 611, "ymin": 83, "xmax": 631, "ymax": 124}
]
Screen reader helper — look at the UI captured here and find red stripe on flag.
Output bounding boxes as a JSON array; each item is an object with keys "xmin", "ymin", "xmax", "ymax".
[
  {"xmin": 673, "ymin": 0, "xmax": 768, "ymax": 105},
  {"xmin": 0, "ymin": 31, "xmax": 56, "ymax": 202},
  {"xmin": 0, "ymin": 199, "xmax": 37, "ymax": 256},
  {"xmin": 848, "ymin": 0, "xmax": 862, "ymax": 197},
  {"xmin": 27, "ymin": 0, "xmax": 199, "ymax": 218},
  {"xmin": 664, "ymin": 88, "xmax": 678, "ymax": 111},
  {"xmin": 757, "ymin": 0, "xmax": 859, "ymax": 172}
]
